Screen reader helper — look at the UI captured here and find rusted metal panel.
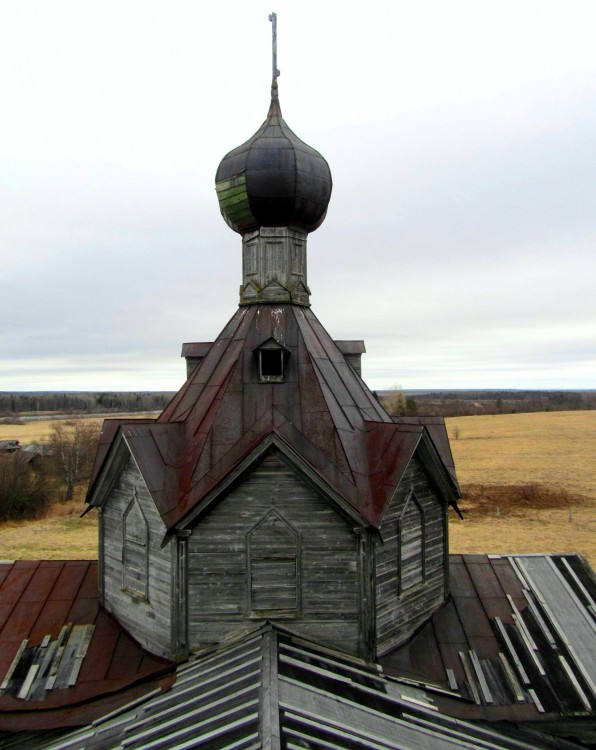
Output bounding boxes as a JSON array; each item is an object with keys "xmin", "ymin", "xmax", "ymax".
[
  {"xmin": 452, "ymin": 597, "xmax": 494, "ymax": 638},
  {"xmin": 0, "ymin": 561, "xmax": 175, "ymax": 729},
  {"xmin": 0, "ymin": 562, "xmax": 39, "ymax": 604},
  {"xmin": 432, "ymin": 598, "xmax": 468, "ymax": 645},
  {"xmin": 28, "ymin": 600, "xmax": 75, "ymax": 645},
  {"xmin": 47, "ymin": 562, "xmax": 90, "ymax": 602},
  {"xmin": 0, "ymin": 601, "xmax": 44, "ymax": 642},
  {"xmin": 465, "ymin": 559, "xmax": 506, "ymax": 599},
  {"xmin": 448, "ymin": 560, "xmax": 477, "ymax": 598},
  {"xmin": 491, "ymin": 558, "xmax": 527, "ymax": 600},
  {"xmin": 381, "ymin": 553, "xmax": 596, "ymax": 729},
  {"xmin": 87, "ymin": 303, "xmax": 459, "ymax": 533}
]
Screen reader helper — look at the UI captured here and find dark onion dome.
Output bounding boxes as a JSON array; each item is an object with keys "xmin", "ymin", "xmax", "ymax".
[{"xmin": 215, "ymin": 81, "xmax": 332, "ymax": 234}]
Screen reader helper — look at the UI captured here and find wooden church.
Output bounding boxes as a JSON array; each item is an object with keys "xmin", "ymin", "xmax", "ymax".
[
  {"xmin": 0, "ymin": 16, "xmax": 594, "ymax": 749},
  {"xmin": 84, "ymin": 64, "xmax": 461, "ymax": 666}
]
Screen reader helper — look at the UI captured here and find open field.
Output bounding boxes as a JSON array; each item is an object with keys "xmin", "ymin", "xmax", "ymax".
[
  {"xmin": 0, "ymin": 497, "xmax": 98, "ymax": 559},
  {"xmin": 0, "ymin": 412, "xmax": 160, "ymax": 444},
  {"xmin": 447, "ymin": 410, "xmax": 596, "ymax": 565},
  {"xmin": 0, "ymin": 411, "xmax": 594, "ymax": 565}
]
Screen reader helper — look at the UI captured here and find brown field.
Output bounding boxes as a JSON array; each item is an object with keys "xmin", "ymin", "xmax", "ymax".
[
  {"xmin": 0, "ymin": 412, "xmax": 160, "ymax": 444},
  {"xmin": 0, "ymin": 414, "xmax": 158, "ymax": 561},
  {"xmin": 0, "ymin": 411, "xmax": 594, "ymax": 566},
  {"xmin": 447, "ymin": 410, "xmax": 596, "ymax": 565}
]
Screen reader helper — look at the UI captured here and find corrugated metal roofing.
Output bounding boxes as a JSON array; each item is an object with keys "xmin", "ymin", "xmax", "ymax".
[
  {"xmin": 22, "ymin": 623, "xmax": 584, "ymax": 750},
  {"xmin": 381, "ymin": 553, "xmax": 596, "ymax": 737},
  {"xmin": 87, "ymin": 305, "xmax": 459, "ymax": 531}
]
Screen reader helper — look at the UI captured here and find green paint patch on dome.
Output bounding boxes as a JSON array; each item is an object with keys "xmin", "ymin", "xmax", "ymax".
[{"xmin": 216, "ymin": 173, "xmax": 256, "ymax": 232}]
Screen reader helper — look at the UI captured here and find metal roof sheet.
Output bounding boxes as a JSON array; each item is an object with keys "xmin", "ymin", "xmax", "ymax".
[
  {"xmin": 2, "ymin": 556, "xmax": 592, "ymax": 745},
  {"xmin": 380, "ymin": 553, "xmax": 596, "ymax": 734},
  {"xmin": 87, "ymin": 305, "xmax": 459, "ymax": 531},
  {"xmin": 0, "ymin": 561, "xmax": 174, "ymax": 730},
  {"xmin": 22, "ymin": 622, "xmax": 584, "ymax": 750}
]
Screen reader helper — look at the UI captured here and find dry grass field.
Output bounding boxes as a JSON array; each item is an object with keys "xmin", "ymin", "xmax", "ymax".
[
  {"xmin": 447, "ymin": 410, "xmax": 596, "ymax": 565},
  {"xmin": 0, "ymin": 411, "xmax": 594, "ymax": 566},
  {"xmin": 0, "ymin": 414, "xmax": 158, "ymax": 561}
]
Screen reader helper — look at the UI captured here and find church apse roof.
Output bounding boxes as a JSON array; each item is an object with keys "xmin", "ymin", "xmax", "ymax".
[{"xmin": 87, "ymin": 304, "xmax": 460, "ymax": 531}]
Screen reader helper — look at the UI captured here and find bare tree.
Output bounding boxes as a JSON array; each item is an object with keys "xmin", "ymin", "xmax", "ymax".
[
  {"xmin": 49, "ymin": 421, "xmax": 100, "ymax": 501},
  {"xmin": 383, "ymin": 385, "xmax": 407, "ymax": 417}
]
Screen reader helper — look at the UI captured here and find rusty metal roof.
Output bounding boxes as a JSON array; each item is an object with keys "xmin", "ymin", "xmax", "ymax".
[
  {"xmin": 380, "ymin": 553, "xmax": 596, "ymax": 737},
  {"xmin": 87, "ymin": 305, "xmax": 460, "ymax": 530},
  {"xmin": 2, "ymin": 556, "xmax": 593, "ymax": 744},
  {"xmin": 0, "ymin": 561, "xmax": 174, "ymax": 730},
  {"xmin": 17, "ymin": 621, "xmax": 585, "ymax": 750}
]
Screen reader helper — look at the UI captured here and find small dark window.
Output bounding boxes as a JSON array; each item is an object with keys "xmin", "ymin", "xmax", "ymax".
[
  {"xmin": 260, "ymin": 349, "xmax": 284, "ymax": 382},
  {"xmin": 254, "ymin": 337, "xmax": 288, "ymax": 383}
]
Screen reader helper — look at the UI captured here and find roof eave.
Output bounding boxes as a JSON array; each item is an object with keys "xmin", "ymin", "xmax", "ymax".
[{"xmin": 168, "ymin": 432, "xmax": 369, "ymax": 539}]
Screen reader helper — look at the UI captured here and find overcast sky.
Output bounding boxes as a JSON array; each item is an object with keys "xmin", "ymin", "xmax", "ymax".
[{"xmin": 1, "ymin": 0, "xmax": 595, "ymax": 392}]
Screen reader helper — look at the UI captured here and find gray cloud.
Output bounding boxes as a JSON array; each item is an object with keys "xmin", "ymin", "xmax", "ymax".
[{"xmin": 1, "ymin": 1, "xmax": 595, "ymax": 391}]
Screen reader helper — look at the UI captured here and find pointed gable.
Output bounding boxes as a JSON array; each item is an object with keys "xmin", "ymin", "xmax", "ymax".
[{"xmin": 87, "ymin": 306, "xmax": 459, "ymax": 531}]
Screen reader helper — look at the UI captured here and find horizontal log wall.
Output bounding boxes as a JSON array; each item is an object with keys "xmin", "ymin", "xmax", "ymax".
[
  {"xmin": 187, "ymin": 450, "xmax": 361, "ymax": 655},
  {"xmin": 102, "ymin": 455, "xmax": 174, "ymax": 658},
  {"xmin": 375, "ymin": 455, "xmax": 447, "ymax": 655}
]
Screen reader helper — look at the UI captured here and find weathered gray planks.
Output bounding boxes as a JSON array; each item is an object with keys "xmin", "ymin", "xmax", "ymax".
[
  {"xmin": 375, "ymin": 456, "xmax": 447, "ymax": 655},
  {"xmin": 187, "ymin": 449, "xmax": 361, "ymax": 655},
  {"xmin": 102, "ymin": 455, "xmax": 174, "ymax": 658}
]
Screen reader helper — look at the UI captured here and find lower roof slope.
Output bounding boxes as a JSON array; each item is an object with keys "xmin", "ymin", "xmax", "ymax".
[
  {"xmin": 0, "ymin": 561, "xmax": 174, "ymax": 731},
  {"xmin": 15, "ymin": 620, "xmax": 585, "ymax": 750},
  {"xmin": 1, "ymin": 554, "xmax": 593, "ymax": 747},
  {"xmin": 381, "ymin": 553, "xmax": 596, "ymax": 743},
  {"xmin": 87, "ymin": 304, "xmax": 460, "ymax": 530}
]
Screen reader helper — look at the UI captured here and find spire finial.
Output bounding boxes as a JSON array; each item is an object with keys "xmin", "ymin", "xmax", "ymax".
[{"xmin": 269, "ymin": 12, "xmax": 280, "ymax": 93}]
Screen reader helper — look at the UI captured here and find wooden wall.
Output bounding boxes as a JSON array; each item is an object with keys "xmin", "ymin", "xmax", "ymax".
[
  {"xmin": 101, "ymin": 455, "xmax": 175, "ymax": 658},
  {"xmin": 375, "ymin": 455, "xmax": 447, "ymax": 656},
  {"xmin": 187, "ymin": 449, "xmax": 362, "ymax": 655}
]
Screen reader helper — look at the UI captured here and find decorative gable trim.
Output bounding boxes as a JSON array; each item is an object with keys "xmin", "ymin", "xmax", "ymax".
[
  {"xmin": 397, "ymin": 487, "xmax": 426, "ymax": 595},
  {"xmin": 123, "ymin": 490, "xmax": 149, "ymax": 600},
  {"xmin": 86, "ymin": 430, "xmax": 132, "ymax": 509},
  {"xmin": 378, "ymin": 429, "xmax": 461, "ymax": 531},
  {"xmin": 247, "ymin": 509, "xmax": 301, "ymax": 617},
  {"xmin": 172, "ymin": 433, "xmax": 368, "ymax": 537}
]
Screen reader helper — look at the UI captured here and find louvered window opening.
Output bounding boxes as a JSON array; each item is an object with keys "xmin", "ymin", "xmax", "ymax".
[
  {"xmin": 248, "ymin": 511, "xmax": 299, "ymax": 615},
  {"xmin": 398, "ymin": 493, "xmax": 425, "ymax": 594},
  {"xmin": 259, "ymin": 348, "xmax": 284, "ymax": 382},
  {"xmin": 123, "ymin": 496, "xmax": 148, "ymax": 599}
]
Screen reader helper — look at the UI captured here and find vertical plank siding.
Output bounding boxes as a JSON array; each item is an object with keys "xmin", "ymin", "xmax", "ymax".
[
  {"xmin": 375, "ymin": 455, "xmax": 447, "ymax": 655},
  {"xmin": 101, "ymin": 455, "xmax": 174, "ymax": 658},
  {"xmin": 187, "ymin": 450, "xmax": 361, "ymax": 654}
]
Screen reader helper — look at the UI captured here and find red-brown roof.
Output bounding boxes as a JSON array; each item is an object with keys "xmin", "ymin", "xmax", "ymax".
[
  {"xmin": 381, "ymin": 553, "xmax": 596, "ymax": 724},
  {"xmin": 0, "ymin": 561, "xmax": 175, "ymax": 730},
  {"xmin": 88, "ymin": 305, "xmax": 460, "ymax": 530}
]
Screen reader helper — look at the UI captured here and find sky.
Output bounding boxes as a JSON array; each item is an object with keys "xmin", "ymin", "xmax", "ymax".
[{"xmin": 1, "ymin": 0, "xmax": 595, "ymax": 393}]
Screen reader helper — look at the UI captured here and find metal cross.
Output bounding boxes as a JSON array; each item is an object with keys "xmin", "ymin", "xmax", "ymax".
[{"xmin": 269, "ymin": 12, "xmax": 280, "ymax": 81}]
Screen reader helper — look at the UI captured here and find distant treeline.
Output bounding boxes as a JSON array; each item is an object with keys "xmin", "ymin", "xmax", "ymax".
[
  {"xmin": 0, "ymin": 391, "xmax": 175, "ymax": 417},
  {"xmin": 381, "ymin": 389, "xmax": 596, "ymax": 418}
]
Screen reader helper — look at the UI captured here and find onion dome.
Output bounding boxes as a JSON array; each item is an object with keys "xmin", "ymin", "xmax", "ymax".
[{"xmin": 215, "ymin": 80, "xmax": 332, "ymax": 234}]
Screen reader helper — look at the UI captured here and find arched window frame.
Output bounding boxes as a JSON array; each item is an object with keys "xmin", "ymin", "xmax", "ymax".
[
  {"xmin": 397, "ymin": 488, "xmax": 426, "ymax": 595},
  {"xmin": 122, "ymin": 491, "xmax": 149, "ymax": 600},
  {"xmin": 246, "ymin": 509, "xmax": 300, "ymax": 617}
]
